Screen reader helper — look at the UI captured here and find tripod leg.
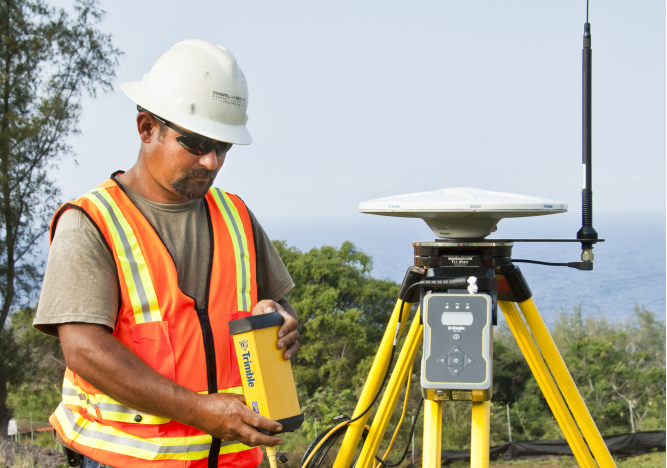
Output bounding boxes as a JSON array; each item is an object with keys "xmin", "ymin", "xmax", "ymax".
[
  {"xmin": 499, "ymin": 301, "xmax": 597, "ymax": 468},
  {"xmin": 422, "ymin": 399, "xmax": 442, "ymax": 468},
  {"xmin": 357, "ymin": 311, "xmax": 423, "ymax": 468},
  {"xmin": 333, "ymin": 299, "xmax": 414, "ymax": 468},
  {"xmin": 516, "ymin": 298, "xmax": 616, "ymax": 468},
  {"xmin": 470, "ymin": 401, "xmax": 490, "ymax": 468}
]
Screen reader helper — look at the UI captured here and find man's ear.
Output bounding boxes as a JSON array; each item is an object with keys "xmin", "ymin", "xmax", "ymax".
[{"xmin": 137, "ymin": 112, "xmax": 159, "ymax": 144}]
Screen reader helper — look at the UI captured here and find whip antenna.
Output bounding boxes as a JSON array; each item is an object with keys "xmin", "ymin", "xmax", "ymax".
[{"xmin": 576, "ymin": 0, "xmax": 598, "ymax": 262}]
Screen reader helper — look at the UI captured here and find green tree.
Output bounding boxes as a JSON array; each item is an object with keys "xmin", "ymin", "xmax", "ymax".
[
  {"xmin": 553, "ymin": 305, "xmax": 666, "ymax": 434},
  {"xmin": 274, "ymin": 240, "xmax": 399, "ymax": 399},
  {"xmin": 0, "ymin": 0, "xmax": 120, "ymax": 436},
  {"xmin": 492, "ymin": 323, "xmax": 531, "ymax": 406},
  {"xmin": 272, "ymin": 241, "xmax": 402, "ymax": 451},
  {"xmin": 6, "ymin": 307, "xmax": 64, "ymax": 424}
]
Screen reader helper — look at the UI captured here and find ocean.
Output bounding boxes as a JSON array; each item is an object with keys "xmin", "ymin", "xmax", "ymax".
[{"xmin": 261, "ymin": 210, "xmax": 666, "ymax": 324}]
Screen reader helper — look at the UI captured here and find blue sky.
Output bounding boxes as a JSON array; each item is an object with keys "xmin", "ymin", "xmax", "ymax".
[{"xmin": 53, "ymin": 0, "xmax": 665, "ymax": 218}]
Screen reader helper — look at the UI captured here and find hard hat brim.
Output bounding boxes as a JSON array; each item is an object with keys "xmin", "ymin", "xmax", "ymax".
[{"xmin": 121, "ymin": 81, "xmax": 253, "ymax": 145}]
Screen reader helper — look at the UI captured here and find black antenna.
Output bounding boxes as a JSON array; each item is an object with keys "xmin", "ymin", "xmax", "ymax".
[{"xmin": 576, "ymin": 0, "xmax": 598, "ymax": 262}]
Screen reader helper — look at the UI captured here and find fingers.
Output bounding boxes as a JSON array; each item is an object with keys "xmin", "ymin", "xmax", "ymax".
[
  {"xmin": 239, "ymin": 408, "xmax": 284, "ymax": 447},
  {"xmin": 277, "ymin": 329, "xmax": 299, "ymax": 349},
  {"xmin": 251, "ymin": 299, "xmax": 277, "ymax": 316},
  {"xmin": 199, "ymin": 394, "xmax": 284, "ymax": 447},
  {"xmin": 277, "ymin": 308, "xmax": 298, "ymax": 340},
  {"xmin": 277, "ymin": 322, "xmax": 299, "ymax": 360},
  {"xmin": 250, "ymin": 299, "xmax": 299, "ymax": 359},
  {"xmin": 246, "ymin": 410, "xmax": 283, "ymax": 433},
  {"xmin": 235, "ymin": 424, "xmax": 283, "ymax": 447},
  {"xmin": 283, "ymin": 340, "xmax": 300, "ymax": 360}
]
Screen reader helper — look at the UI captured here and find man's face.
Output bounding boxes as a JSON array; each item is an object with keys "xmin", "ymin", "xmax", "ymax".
[{"xmin": 146, "ymin": 119, "xmax": 230, "ymax": 201}]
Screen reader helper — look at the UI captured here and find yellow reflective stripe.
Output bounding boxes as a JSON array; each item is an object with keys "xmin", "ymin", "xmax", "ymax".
[
  {"xmin": 63, "ymin": 380, "xmax": 169, "ymax": 425},
  {"xmin": 56, "ymin": 403, "xmax": 253, "ymax": 461},
  {"xmin": 210, "ymin": 189, "xmax": 252, "ymax": 311},
  {"xmin": 64, "ymin": 381, "xmax": 244, "ymax": 425},
  {"xmin": 220, "ymin": 386, "xmax": 244, "ymax": 395},
  {"xmin": 96, "ymin": 405, "xmax": 169, "ymax": 425},
  {"xmin": 84, "ymin": 188, "xmax": 161, "ymax": 324}
]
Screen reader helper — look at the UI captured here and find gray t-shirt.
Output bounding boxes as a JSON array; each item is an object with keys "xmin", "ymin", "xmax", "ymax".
[{"xmin": 33, "ymin": 182, "xmax": 294, "ymax": 336}]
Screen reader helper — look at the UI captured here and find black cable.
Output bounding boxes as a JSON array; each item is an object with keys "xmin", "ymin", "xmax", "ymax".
[
  {"xmin": 314, "ymin": 431, "xmax": 344, "ymax": 468},
  {"xmin": 301, "ymin": 424, "xmax": 346, "ymax": 468},
  {"xmin": 512, "ymin": 259, "xmax": 570, "ymax": 267},
  {"xmin": 374, "ymin": 398, "xmax": 424, "ymax": 468},
  {"xmin": 304, "ymin": 420, "xmax": 370, "ymax": 468},
  {"xmin": 300, "ymin": 425, "xmax": 336, "ymax": 467},
  {"xmin": 512, "ymin": 259, "xmax": 594, "ymax": 271}
]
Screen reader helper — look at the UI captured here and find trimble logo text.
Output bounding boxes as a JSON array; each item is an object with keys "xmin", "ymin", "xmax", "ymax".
[{"xmin": 242, "ymin": 351, "xmax": 255, "ymax": 387}]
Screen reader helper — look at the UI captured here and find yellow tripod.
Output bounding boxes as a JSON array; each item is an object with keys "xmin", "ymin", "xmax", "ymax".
[{"xmin": 301, "ymin": 240, "xmax": 616, "ymax": 468}]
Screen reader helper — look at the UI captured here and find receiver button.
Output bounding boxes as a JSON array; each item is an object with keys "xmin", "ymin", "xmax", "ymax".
[
  {"xmin": 447, "ymin": 355, "xmax": 463, "ymax": 366},
  {"xmin": 448, "ymin": 366, "xmax": 463, "ymax": 377}
]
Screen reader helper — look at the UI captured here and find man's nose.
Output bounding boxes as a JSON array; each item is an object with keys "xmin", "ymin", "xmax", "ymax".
[{"xmin": 198, "ymin": 150, "xmax": 218, "ymax": 170}]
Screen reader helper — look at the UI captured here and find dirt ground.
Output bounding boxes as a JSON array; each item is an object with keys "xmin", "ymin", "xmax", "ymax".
[
  {"xmin": 491, "ymin": 465, "xmax": 563, "ymax": 468},
  {"xmin": 0, "ymin": 438, "xmax": 66, "ymax": 468}
]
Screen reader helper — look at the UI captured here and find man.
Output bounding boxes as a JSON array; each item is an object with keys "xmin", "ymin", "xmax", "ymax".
[{"xmin": 33, "ymin": 40, "xmax": 299, "ymax": 468}]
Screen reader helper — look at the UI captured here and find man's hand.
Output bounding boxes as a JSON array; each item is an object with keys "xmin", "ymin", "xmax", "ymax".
[
  {"xmin": 194, "ymin": 393, "xmax": 282, "ymax": 447},
  {"xmin": 251, "ymin": 298, "xmax": 299, "ymax": 360},
  {"xmin": 58, "ymin": 323, "xmax": 283, "ymax": 446}
]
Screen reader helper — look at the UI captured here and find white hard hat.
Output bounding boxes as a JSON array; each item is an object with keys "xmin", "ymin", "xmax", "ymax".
[{"xmin": 121, "ymin": 40, "xmax": 252, "ymax": 145}]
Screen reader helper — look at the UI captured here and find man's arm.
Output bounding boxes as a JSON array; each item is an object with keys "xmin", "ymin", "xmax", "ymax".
[{"xmin": 58, "ymin": 323, "xmax": 283, "ymax": 447}]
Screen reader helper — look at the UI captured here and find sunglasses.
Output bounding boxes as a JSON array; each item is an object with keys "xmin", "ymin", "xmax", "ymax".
[{"xmin": 138, "ymin": 106, "xmax": 232, "ymax": 156}]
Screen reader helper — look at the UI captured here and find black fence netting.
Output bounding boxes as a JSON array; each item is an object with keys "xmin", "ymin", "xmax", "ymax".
[{"xmin": 440, "ymin": 430, "xmax": 665, "ymax": 463}]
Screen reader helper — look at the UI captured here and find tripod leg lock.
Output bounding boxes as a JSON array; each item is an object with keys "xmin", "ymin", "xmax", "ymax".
[
  {"xmin": 398, "ymin": 266, "xmax": 426, "ymax": 302},
  {"xmin": 499, "ymin": 264, "xmax": 532, "ymax": 302}
]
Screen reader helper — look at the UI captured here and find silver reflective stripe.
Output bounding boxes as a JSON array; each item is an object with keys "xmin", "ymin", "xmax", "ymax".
[
  {"xmin": 96, "ymin": 402, "xmax": 149, "ymax": 416},
  {"xmin": 90, "ymin": 190, "xmax": 153, "ymax": 323},
  {"xmin": 72, "ymin": 391, "xmax": 96, "ymax": 411},
  {"xmin": 215, "ymin": 189, "xmax": 248, "ymax": 311},
  {"xmin": 61, "ymin": 403, "xmax": 237, "ymax": 453}
]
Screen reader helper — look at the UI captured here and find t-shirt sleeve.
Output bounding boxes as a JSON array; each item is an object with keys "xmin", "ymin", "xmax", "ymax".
[
  {"xmin": 33, "ymin": 208, "xmax": 119, "ymax": 337},
  {"xmin": 248, "ymin": 210, "xmax": 295, "ymax": 302}
]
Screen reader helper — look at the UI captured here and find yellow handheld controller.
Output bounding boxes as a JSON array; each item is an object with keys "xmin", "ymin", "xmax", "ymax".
[{"xmin": 229, "ymin": 312, "xmax": 303, "ymax": 467}]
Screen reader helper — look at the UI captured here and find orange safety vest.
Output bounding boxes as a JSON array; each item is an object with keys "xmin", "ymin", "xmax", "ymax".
[{"xmin": 49, "ymin": 177, "xmax": 262, "ymax": 468}]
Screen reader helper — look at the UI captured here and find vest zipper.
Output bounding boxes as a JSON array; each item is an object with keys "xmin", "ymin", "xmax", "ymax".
[
  {"xmin": 196, "ymin": 308, "xmax": 218, "ymax": 394},
  {"xmin": 195, "ymin": 307, "xmax": 222, "ymax": 467},
  {"xmin": 201, "ymin": 201, "xmax": 221, "ymax": 467}
]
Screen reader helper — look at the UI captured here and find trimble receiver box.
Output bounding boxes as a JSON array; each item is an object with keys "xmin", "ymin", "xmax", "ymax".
[
  {"xmin": 229, "ymin": 312, "xmax": 304, "ymax": 434},
  {"xmin": 421, "ymin": 293, "xmax": 493, "ymax": 402}
]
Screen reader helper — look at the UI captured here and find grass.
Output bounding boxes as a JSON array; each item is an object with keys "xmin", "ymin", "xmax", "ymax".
[
  {"xmin": 441, "ymin": 451, "xmax": 666, "ymax": 468},
  {"xmin": 616, "ymin": 451, "xmax": 666, "ymax": 468},
  {"xmin": 11, "ymin": 453, "xmax": 35, "ymax": 468}
]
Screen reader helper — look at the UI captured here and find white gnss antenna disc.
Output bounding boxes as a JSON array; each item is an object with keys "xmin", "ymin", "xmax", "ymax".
[{"xmin": 358, "ymin": 187, "xmax": 567, "ymax": 238}]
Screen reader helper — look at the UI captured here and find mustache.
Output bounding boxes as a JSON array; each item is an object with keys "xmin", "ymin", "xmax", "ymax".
[{"xmin": 182, "ymin": 169, "xmax": 218, "ymax": 180}]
